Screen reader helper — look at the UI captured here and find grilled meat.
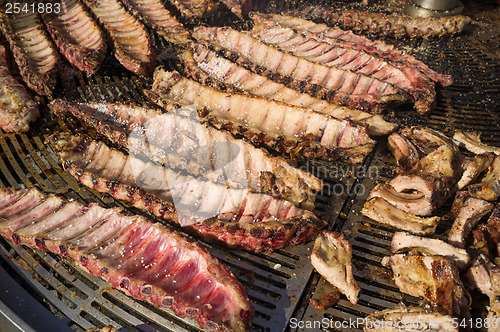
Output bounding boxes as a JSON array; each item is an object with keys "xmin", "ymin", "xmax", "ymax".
[
  {"xmin": 457, "ymin": 153, "xmax": 495, "ymax": 190},
  {"xmin": 48, "ymin": 133, "xmax": 325, "ymax": 252},
  {"xmin": 218, "ymin": 0, "xmax": 252, "ymax": 18},
  {"xmin": 468, "ymin": 155, "xmax": 500, "ymax": 201},
  {"xmin": 167, "ymin": 0, "xmax": 219, "ymax": 19},
  {"xmin": 249, "ymin": 13, "xmax": 453, "ymax": 86},
  {"xmin": 0, "ymin": 187, "xmax": 253, "ymax": 332},
  {"xmin": 310, "ymin": 231, "xmax": 360, "ymax": 305},
  {"xmin": 362, "ymin": 197, "xmax": 439, "ymax": 235},
  {"xmin": 388, "ymin": 132, "xmax": 421, "ymax": 173},
  {"xmin": 191, "ymin": 26, "xmax": 409, "ymax": 113},
  {"xmin": 0, "ymin": 8, "xmax": 59, "ymax": 95},
  {"xmin": 400, "ymin": 126, "xmax": 457, "ymax": 155},
  {"xmin": 42, "ymin": 0, "xmax": 107, "ymax": 74},
  {"xmin": 488, "ymin": 267, "xmax": 500, "ymax": 330},
  {"xmin": 49, "ymin": 99, "xmax": 322, "ymax": 209},
  {"xmin": 120, "ymin": 0, "xmax": 190, "ymax": 45},
  {"xmin": 391, "ymin": 232, "xmax": 470, "ymax": 270},
  {"xmin": 249, "ymin": 23, "xmax": 436, "ymax": 114},
  {"xmin": 82, "ymin": 0, "xmax": 156, "ymax": 75},
  {"xmin": 0, "ymin": 46, "xmax": 39, "ymax": 133},
  {"xmin": 184, "ymin": 44, "xmax": 397, "ymax": 136},
  {"xmin": 448, "ymin": 192, "xmax": 493, "ymax": 248},
  {"xmin": 368, "ymin": 183, "xmax": 433, "ymax": 216},
  {"xmin": 453, "ymin": 130, "xmax": 500, "ymax": 155},
  {"xmin": 294, "ymin": 5, "xmax": 471, "ymax": 39},
  {"xmin": 485, "ymin": 205, "xmax": 500, "ymax": 256},
  {"xmin": 147, "ymin": 69, "xmax": 376, "ymax": 164},
  {"xmin": 382, "ymin": 254, "xmax": 466, "ymax": 315},
  {"xmin": 465, "ymin": 263, "xmax": 492, "ymax": 297},
  {"xmin": 364, "ymin": 306, "xmax": 458, "ymax": 332}
]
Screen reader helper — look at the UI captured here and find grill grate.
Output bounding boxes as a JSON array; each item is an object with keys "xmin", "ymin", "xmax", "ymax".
[{"xmin": 0, "ymin": 0, "xmax": 499, "ymax": 331}]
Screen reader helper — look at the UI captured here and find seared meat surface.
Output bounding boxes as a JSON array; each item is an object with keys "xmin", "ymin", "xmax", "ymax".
[
  {"xmin": 42, "ymin": 0, "xmax": 107, "ymax": 74},
  {"xmin": 167, "ymin": 0, "xmax": 219, "ymax": 18},
  {"xmin": 368, "ymin": 183, "xmax": 432, "ymax": 216},
  {"xmin": 458, "ymin": 153, "xmax": 495, "ymax": 190},
  {"xmin": 311, "ymin": 231, "xmax": 360, "ymax": 304},
  {"xmin": 0, "ymin": 46, "xmax": 39, "ymax": 132},
  {"xmin": 388, "ymin": 132, "xmax": 421, "ymax": 173},
  {"xmin": 0, "ymin": 187, "xmax": 253, "ymax": 332},
  {"xmin": 454, "ymin": 130, "xmax": 500, "ymax": 155},
  {"xmin": 468, "ymin": 155, "xmax": 500, "ymax": 201}
]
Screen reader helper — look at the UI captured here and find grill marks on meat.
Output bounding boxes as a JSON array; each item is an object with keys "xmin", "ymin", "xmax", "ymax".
[
  {"xmin": 294, "ymin": 5, "xmax": 471, "ymax": 39},
  {"xmin": 120, "ymin": 0, "xmax": 190, "ymax": 45},
  {"xmin": 47, "ymin": 133, "xmax": 326, "ymax": 252},
  {"xmin": 147, "ymin": 69, "xmax": 376, "ymax": 164},
  {"xmin": 49, "ymin": 99, "xmax": 322, "ymax": 209},
  {"xmin": 362, "ymin": 197, "xmax": 439, "ymax": 235},
  {"xmin": 382, "ymin": 254, "xmax": 466, "ymax": 315},
  {"xmin": 391, "ymin": 232, "xmax": 470, "ymax": 270},
  {"xmin": 191, "ymin": 26, "xmax": 408, "ymax": 113},
  {"xmin": 0, "ymin": 8, "xmax": 59, "ymax": 95},
  {"xmin": 0, "ymin": 46, "xmax": 39, "ymax": 132},
  {"xmin": 448, "ymin": 191, "xmax": 493, "ymax": 248},
  {"xmin": 364, "ymin": 306, "xmax": 458, "ymax": 332},
  {"xmin": 168, "ymin": 0, "xmax": 219, "ymax": 19},
  {"xmin": 184, "ymin": 44, "xmax": 397, "ymax": 136},
  {"xmin": 250, "ymin": 13, "xmax": 452, "ymax": 87},
  {"xmin": 454, "ymin": 131, "xmax": 500, "ymax": 156},
  {"xmin": 0, "ymin": 187, "xmax": 253, "ymax": 331},
  {"xmin": 469, "ymin": 155, "xmax": 500, "ymax": 201},
  {"xmin": 82, "ymin": 0, "xmax": 156, "ymax": 75},
  {"xmin": 42, "ymin": 0, "xmax": 107, "ymax": 74},
  {"xmin": 249, "ymin": 23, "xmax": 436, "ymax": 114},
  {"xmin": 310, "ymin": 231, "xmax": 360, "ymax": 305}
]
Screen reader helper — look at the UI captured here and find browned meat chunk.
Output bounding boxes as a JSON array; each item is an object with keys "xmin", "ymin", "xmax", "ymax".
[
  {"xmin": 454, "ymin": 130, "xmax": 500, "ymax": 155},
  {"xmin": 311, "ymin": 231, "xmax": 360, "ymax": 304},
  {"xmin": 468, "ymin": 155, "xmax": 500, "ymax": 201},
  {"xmin": 368, "ymin": 183, "xmax": 433, "ymax": 216},
  {"xmin": 362, "ymin": 197, "xmax": 440, "ymax": 235},
  {"xmin": 465, "ymin": 263, "xmax": 492, "ymax": 297},
  {"xmin": 458, "ymin": 153, "xmax": 495, "ymax": 190},
  {"xmin": 167, "ymin": 0, "xmax": 219, "ymax": 18},
  {"xmin": 388, "ymin": 132, "xmax": 421, "ymax": 173}
]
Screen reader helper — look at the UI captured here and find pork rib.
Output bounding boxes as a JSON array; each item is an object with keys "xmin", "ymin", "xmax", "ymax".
[
  {"xmin": 367, "ymin": 183, "xmax": 432, "ymax": 216},
  {"xmin": 0, "ymin": 187, "xmax": 253, "ymax": 331},
  {"xmin": 42, "ymin": 0, "xmax": 107, "ymax": 74},
  {"xmin": 47, "ymin": 133, "xmax": 326, "ymax": 252},
  {"xmin": 388, "ymin": 132, "xmax": 421, "ymax": 173},
  {"xmin": 191, "ymin": 26, "xmax": 409, "ymax": 113},
  {"xmin": 454, "ymin": 131, "xmax": 500, "ymax": 155},
  {"xmin": 294, "ymin": 5, "xmax": 471, "ymax": 39},
  {"xmin": 82, "ymin": 0, "xmax": 156, "ymax": 75},
  {"xmin": 120, "ymin": 0, "xmax": 190, "ymax": 46},
  {"xmin": 249, "ymin": 23, "xmax": 436, "ymax": 114},
  {"xmin": 311, "ymin": 231, "xmax": 360, "ymax": 305},
  {"xmin": 49, "ymin": 99, "xmax": 322, "ymax": 209},
  {"xmin": 382, "ymin": 254, "xmax": 466, "ymax": 315},
  {"xmin": 250, "ymin": 13, "xmax": 452, "ymax": 86},
  {"xmin": 147, "ymin": 69, "xmax": 376, "ymax": 164},
  {"xmin": 184, "ymin": 43, "xmax": 397, "ymax": 136},
  {"xmin": 167, "ymin": 0, "xmax": 219, "ymax": 19},
  {"xmin": 0, "ymin": 46, "xmax": 39, "ymax": 132},
  {"xmin": 0, "ymin": 8, "xmax": 59, "ymax": 95},
  {"xmin": 362, "ymin": 197, "xmax": 439, "ymax": 235}
]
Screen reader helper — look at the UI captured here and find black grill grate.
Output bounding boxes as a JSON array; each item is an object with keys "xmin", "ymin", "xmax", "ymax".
[{"xmin": 0, "ymin": 0, "xmax": 499, "ymax": 331}]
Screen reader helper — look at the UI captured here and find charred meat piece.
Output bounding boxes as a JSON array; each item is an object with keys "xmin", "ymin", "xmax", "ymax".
[
  {"xmin": 249, "ymin": 23, "xmax": 436, "ymax": 114},
  {"xmin": 362, "ymin": 197, "xmax": 439, "ymax": 235},
  {"xmin": 120, "ymin": 0, "xmax": 190, "ymax": 45},
  {"xmin": 0, "ymin": 8, "xmax": 59, "ymax": 95},
  {"xmin": 465, "ymin": 263, "xmax": 492, "ymax": 297},
  {"xmin": 454, "ymin": 130, "xmax": 500, "ymax": 155},
  {"xmin": 391, "ymin": 232, "xmax": 470, "ymax": 270},
  {"xmin": 468, "ymin": 155, "xmax": 500, "ymax": 201},
  {"xmin": 400, "ymin": 126, "xmax": 457, "ymax": 155},
  {"xmin": 485, "ymin": 205, "xmax": 500, "ymax": 256},
  {"xmin": 249, "ymin": 13, "xmax": 453, "ymax": 86},
  {"xmin": 192, "ymin": 26, "xmax": 409, "ymax": 113},
  {"xmin": 388, "ymin": 132, "xmax": 421, "ymax": 173},
  {"xmin": 167, "ymin": 0, "xmax": 219, "ymax": 19},
  {"xmin": 218, "ymin": 0, "xmax": 252, "ymax": 18},
  {"xmin": 364, "ymin": 305, "xmax": 458, "ymax": 332},
  {"xmin": 147, "ymin": 69, "xmax": 376, "ymax": 164},
  {"xmin": 382, "ymin": 254, "xmax": 466, "ymax": 315},
  {"xmin": 458, "ymin": 153, "xmax": 495, "ymax": 190},
  {"xmin": 0, "ymin": 46, "xmax": 39, "ymax": 132},
  {"xmin": 184, "ymin": 44, "xmax": 397, "ymax": 136},
  {"xmin": 294, "ymin": 5, "xmax": 471, "ymax": 39},
  {"xmin": 488, "ymin": 267, "xmax": 500, "ymax": 330},
  {"xmin": 368, "ymin": 183, "xmax": 433, "ymax": 216},
  {"xmin": 310, "ymin": 231, "xmax": 360, "ymax": 304},
  {"xmin": 42, "ymin": 0, "xmax": 107, "ymax": 74},
  {"xmin": 47, "ymin": 133, "xmax": 326, "ymax": 252},
  {"xmin": 82, "ymin": 0, "xmax": 156, "ymax": 75},
  {"xmin": 0, "ymin": 187, "xmax": 253, "ymax": 331},
  {"xmin": 49, "ymin": 99, "xmax": 322, "ymax": 209}
]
